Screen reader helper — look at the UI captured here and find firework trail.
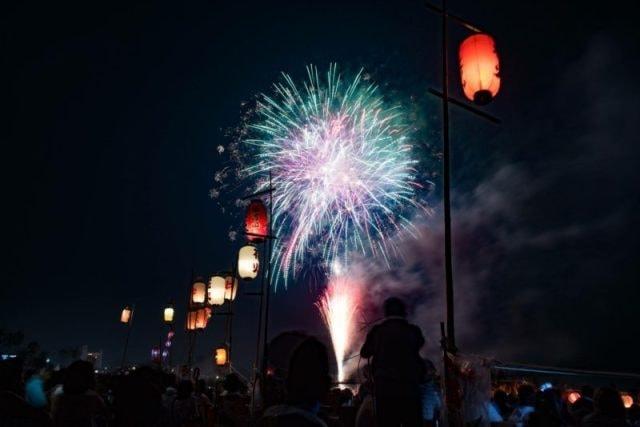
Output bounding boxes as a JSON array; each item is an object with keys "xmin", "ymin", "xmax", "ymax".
[
  {"xmin": 243, "ymin": 64, "xmax": 426, "ymax": 286},
  {"xmin": 315, "ymin": 275, "xmax": 362, "ymax": 384}
]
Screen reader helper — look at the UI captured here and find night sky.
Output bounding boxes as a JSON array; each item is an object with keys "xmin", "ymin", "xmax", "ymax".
[{"xmin": 3, "ymin": 0, "xmax": 638, "ymax": 377}]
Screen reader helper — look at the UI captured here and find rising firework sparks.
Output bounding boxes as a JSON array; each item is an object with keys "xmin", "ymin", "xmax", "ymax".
[
  {"xmin": 315, "ymin": 275, "xmax": 361, "ymax": 384},
  {"xmin": 243, "ymin": 64, "xmax": 426, "ymax": 286}
]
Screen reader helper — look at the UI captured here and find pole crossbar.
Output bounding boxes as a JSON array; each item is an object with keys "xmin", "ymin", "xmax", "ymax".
[
  {"xmin": 241, "ymin": 187, "xmax": 275, "ymax": 200},
  {"xmin": 424, "ymin": 1, "xmax": 484, "ymax": 33},
  {"xmin": 428, "ymin": 88, "xmax": 501, "ymax": 124}
]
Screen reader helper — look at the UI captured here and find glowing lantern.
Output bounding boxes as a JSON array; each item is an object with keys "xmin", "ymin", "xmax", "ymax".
[
  {"xmin": 224, "ymin": 273, "xmax": 238, "ymax": 301},
  {"xmin": 214, "ymin": 347, "xmax": 228, "ymax": 366},
  {"xmin": 164, "ymin": 302, "xmax": 175, "ymax": 324},
  {"xmin": 191, "ymin": 278, "xmax": 207, "ymax": 306},
  {"xmin": 186, "ymin": 308, "xmax": 210, "ymax": 331},
  {"xmin": 245, "ymin": 199, "xmax": 268, "ymax": 242},
  {"xmin": 208, "ymin": 275, "xmax": 226, "ymax": 306},
  {"xmin": 459, "ymin": 33, "xmax": 500, "ymax": 105},
  {"xmin": 186, "ymin": 310, "xmax": 197, "ymax": 331},
  {"xmin": 622, "ymin": 393, "xmax": 634, "ymax": 409},
  {"xmin": 567, "ymin": 391, "xmax": 581, "ymax": 404},
  {"xmin": 120, "ymin": 306, "xmax": 133, "ymax": 324},
  {"xmin": 238, "ymin": 245, "xmax": 259, "ymax": 280},
  {"xmin": 151, "ymin": 347, "xmax": 161, "ymax": 363}
]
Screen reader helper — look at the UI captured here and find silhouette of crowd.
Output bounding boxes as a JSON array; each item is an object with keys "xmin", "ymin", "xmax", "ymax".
[{"xmin": 1, "ymin": 297, "xmax": 638, "ymax": 427}]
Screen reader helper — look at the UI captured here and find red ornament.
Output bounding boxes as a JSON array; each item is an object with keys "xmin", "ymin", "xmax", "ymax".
[
  {"xmin": 459, "ymin": 33, "xmax": 501, "ymax": 105},
  {"xmin": 245, "ymin": 199, "xmax": 268, "ymax": 242}
]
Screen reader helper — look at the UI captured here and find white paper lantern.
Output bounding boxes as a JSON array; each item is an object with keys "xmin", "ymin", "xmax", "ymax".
[
  {"xmin": 208, "ymin": 275, "xmax": 226, "ymax": 306},
  {"xmin": 191, "ymin": 280, "xmax": 207, "ymax": 305},
  {"xmin": 238, "ymin": 245, "xmax": 259, "ymax": 280}
]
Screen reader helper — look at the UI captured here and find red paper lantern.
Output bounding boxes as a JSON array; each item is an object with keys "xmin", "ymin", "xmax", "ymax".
[
  {"xmin": 459, "ymin": 33, "xmax": 500, "ymax": 105},
  {"xmin": 245, "ymin": 199, "xmax": 268, "ymax": 242}
]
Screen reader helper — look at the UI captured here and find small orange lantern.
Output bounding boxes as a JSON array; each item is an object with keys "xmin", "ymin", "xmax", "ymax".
[
  {"xmin": 191, "ymin": 278, "xmax": 207, "ymax": 306},
  {"xmin": 567, "ymin": 391, "xmax": 581, "ymax": 404},
  {"xmin": 120, "ymin": 306, "xmax": 133, "ymax": 324},
  {"xmin": 621, "ymin": 393, "xmax": 634, "ymax": 409},
  {"xmin": 186, "ymin": 308, "xmax": 210, "ymax": 331},
  {"xmin": 214, "ymin": 347, "xmax": 228, "ymax": 366},
  {"xmin": 459, "ymin": 33, "xmax": 500, "ymax": 105},
  {"xmin": 245, "ymin": 199, "xmax": 268, "ymax": 242}
]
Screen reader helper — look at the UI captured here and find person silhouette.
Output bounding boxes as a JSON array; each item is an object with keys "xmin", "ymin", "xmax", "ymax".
[
  {"xmin": 262, "ymin": 336, "xmax": 331, "ymax": 426},
  {"xmin": 360, "ymin": 297, "xmax": 425, "ymax": 427}
]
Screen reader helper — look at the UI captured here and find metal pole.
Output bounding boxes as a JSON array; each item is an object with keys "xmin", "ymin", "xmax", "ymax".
[
  {"xmin": 228, "ymin": 254, "xmax": 240, "ymax": 369},
  {"xmin": 227, "ymin": 303, "xmax": 233, "ymax": 373},
  {"xmin": 441, "ymin": 0, "xmax": 456, "ymax": 354},
  {"xmin": 254, "ymin": 244, "xmax": 267, "ymax": 376},
  {"xmin": 120, "ymin": 307, "xmax": 134, "ymax": 369},
  {"xmin": 168, "ymin": 324, "xmax": 174, "ymax": 370},
  {"xmin": 261, "ymin": 171, "xmax": 274, "ymax": 380}
]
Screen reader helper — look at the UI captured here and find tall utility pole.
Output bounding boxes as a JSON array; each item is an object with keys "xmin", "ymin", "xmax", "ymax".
[
  {"xmin": 241, "ymin": 174, "xmax": 276, "ymax": 411},
  {"xmin": 424, "ymin": 1, "xmax": 501, "ymax": 425},
  {"xmin": 425, "ymin": 0, "xmax": 500, "ymax": 352},
  {"xmin": 440, "ymin": 0, "xmax": 456, "ymax": 354}
]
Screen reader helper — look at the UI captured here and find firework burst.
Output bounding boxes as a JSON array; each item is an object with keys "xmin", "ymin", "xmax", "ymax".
[
  {"xmin": 315, "ymin": 275, "xmax": 362, "ymax": 384},
  {"xmin": 242, "ymin": 64, "xmax": 426, "ymax": 285}
]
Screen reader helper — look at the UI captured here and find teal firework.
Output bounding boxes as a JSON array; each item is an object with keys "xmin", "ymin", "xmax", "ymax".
[{"xmin": 244, "ymin": 64, "xmax": 424, "ymax": 287}]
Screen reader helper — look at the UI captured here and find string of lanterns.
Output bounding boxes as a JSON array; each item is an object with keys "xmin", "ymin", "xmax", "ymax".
[{"xmin": 182, "ymin": 198, "xmax": 268, "ymax": 370}]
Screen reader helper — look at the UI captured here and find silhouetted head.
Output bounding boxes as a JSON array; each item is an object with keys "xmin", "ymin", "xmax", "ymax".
[
  {"xmin": 0, "ymin": 358, "xmax": 24, "ymax": 394},
  {"xmin": 536, "ymin": 389, "xmax": 561, "ymax": 416},
  {"xmin": 223, "ymin": 373, "xmax": 243, "ymax": 394},
  {"xmin": 580, "ymin": 384, "xmax": 594, "ymax": 399},
  {"xmin": 594, "ymin": 387, "xmax": 625, "ymax": 419},
  {"xmin": 517, "ymin": 384, "xmax": 535, "ymax": 406},
  {"xmin": 383, "ymin": 297, "xmax": 407, "ymax": 317},
  {"xmin": 64, "ymin": 360, "xmax": 95, "ymax": 394},
  {"xmin": 286, "ymin": 336, "xmax": 330, "ymax": 405},
  {"xmin": 494, "ymin": 389, "xmax": 507, "ymax": 403},
  {"xmin": 176, "ymin": 379, "xmax": 193, "ymax": 399}
]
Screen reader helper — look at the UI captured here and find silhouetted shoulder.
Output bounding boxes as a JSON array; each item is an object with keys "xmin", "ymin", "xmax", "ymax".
[{"xmin": 409, "ymin": 324, "xmax": 425, "ymax": 347}]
